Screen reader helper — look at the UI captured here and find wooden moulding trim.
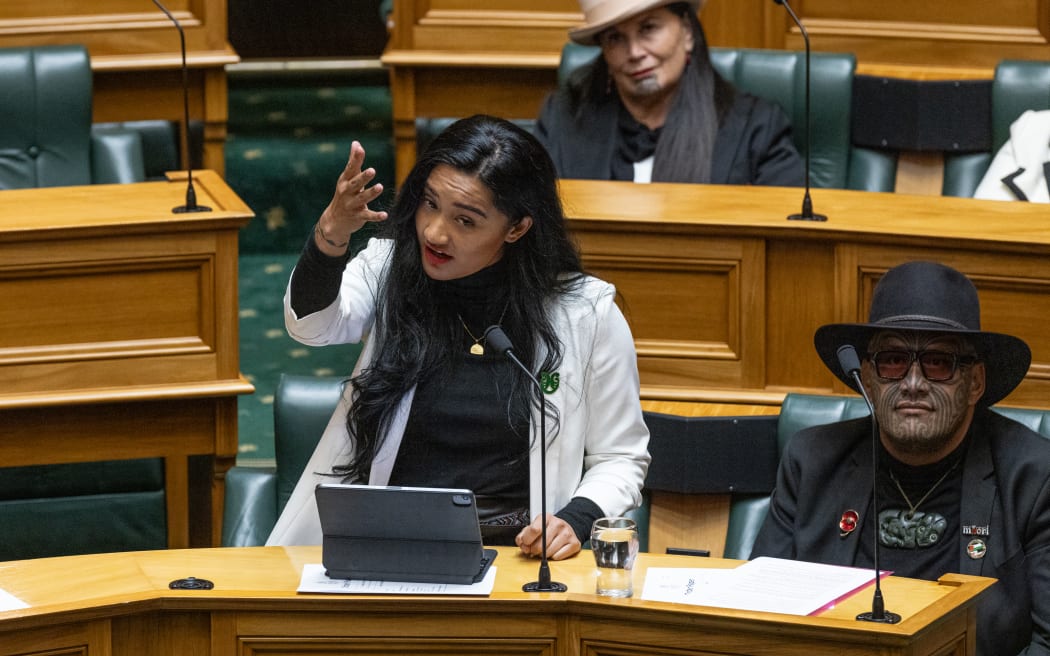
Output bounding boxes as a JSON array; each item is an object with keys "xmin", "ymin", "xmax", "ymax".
[
  {"xmin": 0, "ymin": 377, "xmax": 256, "ymax": 409},
  {"xmin": 854, "ymin": 62, "xmax": 994, "ymax": 81},
  {"xmin": 91, "ymin": 50, "xmax": 241, "ymax": 71},
  {"xmin": 0, "ymin": 12, "xmax": 201, "ymax": 36},
  {"xmin": 381, "ymin": 49, "xmax": 560, "ymax": 69},
  {"xmin": 417, "ymin": 9, "xmax": 581, "ymax": 29},
  {"xmin": 0, "ymin": 338, "xmax": 212, "ymax": 366},
  {"xmin": 639, "ymin": 385, "xmax": 790, "ymax": 405},
  {"xmin": 802, "ymin": 18, "xmax": 1048, "ymax": 44},
  {"xmin": 635, "ymin": 339, "xmax": 739, "ymax": 360}
]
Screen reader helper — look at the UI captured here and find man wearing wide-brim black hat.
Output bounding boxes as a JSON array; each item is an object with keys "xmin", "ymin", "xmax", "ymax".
[{"xmin": 752, "ymin": 260, "xmax": 1050, "ymax": 656}]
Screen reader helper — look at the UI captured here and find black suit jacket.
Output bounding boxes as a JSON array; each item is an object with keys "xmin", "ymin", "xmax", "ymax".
[
  {"xmin": 752, "ymin": 409, "xmax": 1050, "ymax": 656},
  {"xmin": 534, "ymin": 87, "xmax": 804, "ymax": 187}
]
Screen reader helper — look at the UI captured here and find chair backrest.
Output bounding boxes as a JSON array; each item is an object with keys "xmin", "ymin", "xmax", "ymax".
[
  {"xmin": 0, "ymin": 459, "xmax": 167, "ymax": 560},
  {"xmin": 556, "ymin": 42, "xmax": 896, "ymax": 192},
  {"xmin": 0, "ymin": 44, "xmax": 157, "ymax": 190},
  {"xmin": 0, "ymin": 45, "xmax": 94, "ymax": 189},
  {"xmin": 723, "ymin": 392, "xmax": 1050, "ymax": 561},
  {"xmin": 723, "ymin": 393, "xmax": 868, "ymax": 559},
  {"xmin": 273, "ymin": 373, "xmax": 348, "ymax": 514},
  {"xmin": 943, "ymin": 59, "xmax": 1050, "ymax": 197}
]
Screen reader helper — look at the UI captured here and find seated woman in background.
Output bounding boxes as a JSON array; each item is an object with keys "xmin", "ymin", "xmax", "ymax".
[
  {"xmin": 266, "ymin": 115, "xmax": 650, "ymax": 561},
  {"xmin": 536, "ymin": 0, "xmax": 804, "ymax": 186}
]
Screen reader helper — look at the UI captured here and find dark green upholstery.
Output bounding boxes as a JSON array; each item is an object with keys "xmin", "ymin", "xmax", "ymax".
[
  {"xmin": 0, "ymin": 459, "xmax": 167, "ymax": 560},
  {"xmin": 93, "ymin": 119, "xmax": 183, "ymax": 181},
  {"xmin": 222, "ymin": 373, "xmax": 652, "ymax": 550},
  {"xmin": 223, "ymin": 374, "xmax": 347, "ymax": 546},
  {"xmin": 0, "ymin": 44, "xmax": 167, "ymax": 189},
  {"xmin": 722, "ymin": 393, "xmax": 1050, "ymax": 561},
  {"xmin": 552, "ymin": 43, "xmax": 897, "ymax": 192},
  {"xmin": 943, "ymin": 59, "xmax": 1050, "ymax": 197}
]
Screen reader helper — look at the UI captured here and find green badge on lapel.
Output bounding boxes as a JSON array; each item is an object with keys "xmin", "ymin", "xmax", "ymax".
[{"xmin": 539, "ymin": 371, "xmax": 560, "ymax": 394}]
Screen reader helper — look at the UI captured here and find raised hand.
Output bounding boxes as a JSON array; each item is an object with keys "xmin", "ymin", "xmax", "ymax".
[{"xmin": 314, "ymin": 140, "xmax": 389, "ymax": 254}]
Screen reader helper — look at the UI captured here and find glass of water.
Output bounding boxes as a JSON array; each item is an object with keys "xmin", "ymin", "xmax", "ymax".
[{"xmin": 590, "ymin": 517, "xmax": 639, "ymax": 597}]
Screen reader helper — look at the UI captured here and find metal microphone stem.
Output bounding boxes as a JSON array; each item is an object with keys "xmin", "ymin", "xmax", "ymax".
[
  {"xmin": 483, "ymin": 326, "xmax": 567, "ymax": 593},
  {"xmin": 777, "ymin": 0, "xmax": 827, "ymax": 222},
  {"xmin": 837, "ymin": 345, "xmax": 900, "ymax": 624},
  {"xmin": 152, "ymin": 0, "xmax": 211, "ymax": 213}
]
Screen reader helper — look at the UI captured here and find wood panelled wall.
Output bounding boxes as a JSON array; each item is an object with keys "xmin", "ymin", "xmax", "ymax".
[{"xmin": 0, "ymin": 0, "xmax": 237, "ymax": 173}]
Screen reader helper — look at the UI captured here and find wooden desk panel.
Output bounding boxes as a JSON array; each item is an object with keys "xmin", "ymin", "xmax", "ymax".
[
  {"xmin": 563, "ymin": 180, "xmax": 1050, "ymax": 408},
  {"xmin": 0, "ymin": 172, "xmax": 254, "ymax": 548},
  {"xmin": 0, "ymin": 546, "xmax": 995, "ymax": 656}
]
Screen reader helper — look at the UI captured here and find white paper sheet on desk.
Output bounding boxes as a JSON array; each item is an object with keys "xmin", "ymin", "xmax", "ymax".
[
  {"xmin": 0, "ymin": 587, "xmax": 28, "ymax": 611},
  {"xmin": 641, "ymin": 557, "xmax": 881, "ymax": 616},
  {"xmin": 297, "ymin": 563, "xmax": 497, "ymax": 595}
]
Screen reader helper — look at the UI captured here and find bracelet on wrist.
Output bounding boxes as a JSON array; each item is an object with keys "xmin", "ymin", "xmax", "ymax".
[{"xmin": 315, "ymin": 221, "xmax": 350, "ymax": 249}]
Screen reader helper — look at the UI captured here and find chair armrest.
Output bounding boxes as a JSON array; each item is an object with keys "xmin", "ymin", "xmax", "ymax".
[
  {"xmin": 723, "ymin": 494, "xmax": 771, "ymax": 560},
  {"xmin": 222, "ymin": 465, "xmax": 278, "ymax": 547},
  {"xmin": 90, "ymin": 127, "xmax": 146, "ymax": 184}
]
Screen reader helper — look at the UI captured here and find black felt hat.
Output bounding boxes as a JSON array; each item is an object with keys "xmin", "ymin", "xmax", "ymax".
[{"xmin": 814, "ymin": 261, "xmax": 1031, "ymax": 406}]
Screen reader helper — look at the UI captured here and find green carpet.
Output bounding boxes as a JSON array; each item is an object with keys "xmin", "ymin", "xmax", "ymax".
[
  {"xmin": 228, "ymin": 70, "xmax": 392, "ymax": 465},
  {"xmin": 236, "ymin": 253, "xmax": 363, "ymax": 465}
]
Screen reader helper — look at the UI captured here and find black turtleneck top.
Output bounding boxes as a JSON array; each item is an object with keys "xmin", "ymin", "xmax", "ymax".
[{"xmin": 289, "ymin": 236, "xmax": 604, "ymax": 545}]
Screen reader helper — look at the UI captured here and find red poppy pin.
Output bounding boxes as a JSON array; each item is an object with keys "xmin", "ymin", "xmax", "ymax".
[{"xmin": 839, "ymin": 509, "xmax": 859, "ymax": 537}]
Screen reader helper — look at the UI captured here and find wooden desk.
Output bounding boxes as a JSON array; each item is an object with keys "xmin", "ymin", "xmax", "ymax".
[
  {"xmin": 0, "ymin": 546, "xmax": 994, "ymax": 656},
  {"xmin": 563, "ymin": 180, "xmax": 1050, "ymax": 408},
  {"xmin": 0, "ymin": 172, "xmax": 254, "ymax": 548}
]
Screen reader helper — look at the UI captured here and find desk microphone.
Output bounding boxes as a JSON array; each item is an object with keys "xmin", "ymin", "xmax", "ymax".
[
  {"xmin": 484, "ymin": 325, "xmax": 568, "ymax": 593},
  {"xmin": 836, "ymin": 345, "xmax": 901, "ymax": 624},
  {"xmin": 152, "ymin": 0, "xmax": 211, "ymax": 213},
  {"xmin": 773, "ymin": 0, "xmax": 826, "ymax": 222}
]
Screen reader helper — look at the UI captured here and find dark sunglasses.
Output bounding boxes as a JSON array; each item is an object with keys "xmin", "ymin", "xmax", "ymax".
[{"xmin": 869, "ymin": 350, "xmax": 977, "ymax": 382}]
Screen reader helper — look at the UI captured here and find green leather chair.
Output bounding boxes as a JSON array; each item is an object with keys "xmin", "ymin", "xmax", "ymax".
[
  {"xmin": 222, "ymin": 374, "xmax": 652, "ymax": 550},
  {"xmin": 721, "ymin": 393, "xmax": 1050, "ymax": 560},
  {"xmin": 0, "ymin": 44, "xmax": 176, "ymax": 190},
  {"xmin": 554, "ymin": 43, "xmax": 897, "ymax": 193},
  {"xmin": 943, "ymin": 59, "xmax": 1050, "ymax": 197},
  {"xmin": 223, "ymin": 374, "xmax": 348, "ymax": 546}
]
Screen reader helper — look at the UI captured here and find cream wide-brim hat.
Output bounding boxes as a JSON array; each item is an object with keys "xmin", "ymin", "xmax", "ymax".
[{"xmin": 569, "ymin": 0, "xmax": 705, "ymax": 46}]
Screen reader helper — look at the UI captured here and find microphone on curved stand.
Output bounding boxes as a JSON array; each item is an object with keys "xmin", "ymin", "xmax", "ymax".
[
  {"xmin": 152, "ymin": 0, "xmax": 211, "ymax": 213},
  {"xmin": 836, "ymin": 345, "xmax": 901, "ymax": 624},
  {"xmin": 484, "ymin": 325, "xmax": 568, "ymax": 593},
  {"xmin": 773, "ymin": 0, "xmax": 826, "ymax": 222}
]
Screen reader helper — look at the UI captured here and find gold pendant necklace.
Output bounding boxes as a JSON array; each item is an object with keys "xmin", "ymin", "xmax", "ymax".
[
  {"xmin": 457, "ymin": 304, "xmax": 509, "ymax": 356},
  {"xmin": 458, "ymin": 315, "xmax": 486, "ymax": 356}
]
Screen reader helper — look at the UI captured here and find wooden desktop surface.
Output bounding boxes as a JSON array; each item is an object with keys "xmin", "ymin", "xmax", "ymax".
[{"xmin": 0, "ymin": 546, "xmax": 994, "ymax": 656}]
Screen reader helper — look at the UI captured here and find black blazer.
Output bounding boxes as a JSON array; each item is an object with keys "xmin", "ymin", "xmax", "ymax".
[
  {"xmin": 534, "ymin": 87, "xmax": 804, "ymax": 187},
  {"xmin": 752, "ymin": 409, "xmax": 1050, "ymax": 656}
]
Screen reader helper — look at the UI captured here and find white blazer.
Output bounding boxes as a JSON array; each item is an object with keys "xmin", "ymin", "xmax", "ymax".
[
  {"xmin": 266, "ymin": 239, "xmax": 651, "ymax": 546},
  {"xmin": 974, "ymin": 109, "xmax": 1050, "ymax": 203}
]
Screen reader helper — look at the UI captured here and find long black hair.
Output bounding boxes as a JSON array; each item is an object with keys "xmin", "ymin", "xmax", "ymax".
[
  {"xmin": 335, "ymin": 114, "xmax": 585, "ymax": 482},
  {"xmin": 567, "ymin": 3, "xmax": 735, "ymax": 183}
]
